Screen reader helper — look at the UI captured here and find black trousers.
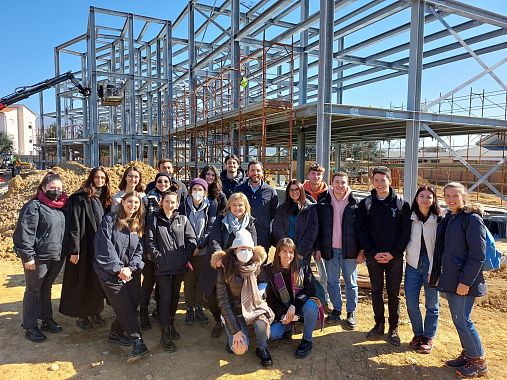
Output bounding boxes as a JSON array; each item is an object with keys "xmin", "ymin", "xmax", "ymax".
[
  {"xmin": 157, "ymin": 273, "xmax": 184, "ymax": 328},
  {"xmin": 99, "ymin": 274, "xmax": 142, "ymax": 338},
  {"xmin": 184, "ymin": 255, "xmax": 205, "ymax": 308},
  {"xmin": 366, "ymin": 256, "xmax": 404, "ymax": 328},
  {"xmin": 205, "ymin": 287, "xmax": 221, "ymax": 323},
  {"xmin": 23, "ymin": 259, "xmax": 64, "ymax": 329},
  {"xmin": 140, "ymin": 260, "xmax": 159, "ymax": 309}
]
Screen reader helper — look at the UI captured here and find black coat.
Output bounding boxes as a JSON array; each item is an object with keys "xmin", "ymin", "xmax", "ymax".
[
  {"xmin": 145, "ymin": 210, "xmax": 197, "ymax": 276},
  {"xmin": 208, "ymin": 191, "xmax": 227, "ymax": 214},
  {"xmin": 199, "ymin": 214, "xmax": 257, "ymax": 297},
  {"xmin": 13, "ymin": 199, "xmax": 66, "ymax": 263},
  {"xmin": 272, "ymin": 199, "xmax": 318, "ymax": 261},
  {"xmin": 220, "ymin": 168, "xmax": 246, "ymax": 198},
  {"xmin": 315, "ymin": 191, "xmax": 361, "ymax": 260},
  {"xmin": 355, "ymin": 188, "xmax": 411, "ymax": 259},
  {"xmin": 260, "ymin": 263, "xmax": 316, "ymax": 321},
  {"xmin": 145, "ymin": 176, "xmax": 187, "ymax": 204},
  {"xmin": 59, "ymin": 190, "xmax": 106, "ymax": 318},
  {"xmin": 93, "ymin": 212, "xmax": 145, "ymax": 282}
]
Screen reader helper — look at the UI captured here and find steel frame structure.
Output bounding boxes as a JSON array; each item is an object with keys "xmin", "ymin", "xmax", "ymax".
[{"xmin": 48, "ymin": 0, "xmax": 507, "ymax": 201}]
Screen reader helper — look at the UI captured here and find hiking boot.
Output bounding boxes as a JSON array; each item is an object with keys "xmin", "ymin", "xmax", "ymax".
[
  {"xmin": 455, "ymin": 356, "xmax": 488, "ymax": 378},
  {"xmin": 387, "ymin": 327, "xmax": 401, "ymax": 346},
  {"xmin": 160, "ymin": 325, "xmax": 177, "ymax": 352},
  {"xmin": 127, "ymin": 338, "xmax": 149, "ymax": 363},
  {"xmin": 139, "ymin": 306, "xmax": 151, "ymax": 331},
  {"xmin": 170, "ymin": 318, "xmax": 180, "ymax": 340},
  {"xmin": 366, "ymin": 323, "xmax": 385, "ymax": 340},
  {"xmin": 255, "ymin": 347, "xmax": 273, "ymax": 367},
  {"xmin": 108, "ymin": 331, "xmax": 132, "ymax": 346},
  {"xmin": 345, "ymin": 312, "xmax": 356, "ymax": 330},
  {"xmin": 195, "ymin": 307, "xmax": 209, "ymax": 325},
  {"xmin": 295, "ymin": 338, "xmax": 313, "ymax": 359},
  {"xmin": 417, "ymin": 337, "xmax": 433, "ymax": 354},
  {"xmin": 325, "ymin": 309, "xmax": 341, "ymax": 324},
  {"xmin": 409, "ymin": 335, "xmax": 423, "ymax": 350},
  {"xmin": 40, "ymin": 319, "xmax": 63, "ymax": 333},
  {"xmin": 76, "ymin": 317, "xmax": 92, "ymax": 331},
  {"xmin": 211, "ymin": 322, "xmax": 223, "ymax": 338},
  {"xmin": 446, "ymin": 350, "xmax": 468, "ymax": 368},
  {"xmin": 185, "ymin": 307, "xmax": 195, "ymax": 326},
  {"xmin": 25, "ymin": 326, "xmax": 47, "ymax": 343},
  {"xmin": 92, "ymin": 314, "xmax": 106, "ymax": 327}
]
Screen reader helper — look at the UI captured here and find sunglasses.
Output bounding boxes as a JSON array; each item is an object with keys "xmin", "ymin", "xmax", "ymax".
[{"xmin": 157, "ymin": 179, "xmax": 170, "ymax": 184}]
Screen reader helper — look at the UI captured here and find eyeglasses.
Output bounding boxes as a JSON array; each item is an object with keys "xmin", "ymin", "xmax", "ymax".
[
  {"xmin": 157, "ymin": 179, "xmax": 170, "ymax": 184},
  {"xmin": 289, "ymin": 188, "xmax": 300, "ymax": 193}
]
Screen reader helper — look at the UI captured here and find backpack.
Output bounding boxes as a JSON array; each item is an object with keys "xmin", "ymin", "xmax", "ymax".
[
  {"xmin": 462, "ymin": 214, "xmax": 502, "ymax": 271},
  {"xmin": 364, "ymin": 194, "xmax": 404, "ymax": 214}
]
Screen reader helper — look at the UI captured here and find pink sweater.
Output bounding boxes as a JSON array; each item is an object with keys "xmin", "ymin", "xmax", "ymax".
[{"xmin": 330, "ymin": 188, "xmax": 351, "ymax": 249}]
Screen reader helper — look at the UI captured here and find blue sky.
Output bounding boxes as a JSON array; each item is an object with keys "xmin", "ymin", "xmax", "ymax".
[{"xmin": 1, "ymin": 0, "xmax": 506, "ymax": 120}]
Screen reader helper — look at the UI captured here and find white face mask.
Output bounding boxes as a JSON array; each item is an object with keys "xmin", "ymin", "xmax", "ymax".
[
  {"xmin": 191, "ymin": 191, "xmax": 204, "ymax": 201},
  {"xmin": 236, "ymin": 248, "xmax": 253, "ymax": 263}
]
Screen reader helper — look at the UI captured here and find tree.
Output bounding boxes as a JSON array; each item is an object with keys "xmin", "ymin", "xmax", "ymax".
[{"xmin": 0, "ymin": 132, "xmax": 13, "ymax": 156}]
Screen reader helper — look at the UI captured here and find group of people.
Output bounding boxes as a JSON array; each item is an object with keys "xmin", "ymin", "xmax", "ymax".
[{"xmin": 13, "ymin": 155, "xmax": 489, "ymax": 377}]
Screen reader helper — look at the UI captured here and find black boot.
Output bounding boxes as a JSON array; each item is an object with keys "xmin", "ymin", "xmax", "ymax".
[
  {"xmin": 139, "ymin": 306, "xmax": 151, "ymax": 331},
  {"xmin": 170, "ymin": 318, "xmax": 180, "ymax": 340},
  {"xmin": 127, "ymin": 337, "xmax": 149, "ymax": 363},
  {"xmin": 295, "ymin": 339, "xmax": 313, "ymax": 358},
  {"xmin": 160, "ymin": 325, "xmax": 177, "ymax": 352},
  {"xmin": 255, "ymin": 347, "xmax": 273, "ymax": 367},
  {"xmin": 108, "ymin": 331, "xmax": 133, "ymax": 346},
  {"xmin": 76, "ymin": 317, "xmax": 92, "ymax": 331},
  {"xmin": 25, "ymin": 326, "xmax": 47, "ymax": 343}
]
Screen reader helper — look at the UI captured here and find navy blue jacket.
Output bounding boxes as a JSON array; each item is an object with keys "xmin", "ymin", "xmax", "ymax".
[
  {"xmin": 431, "ymin": 208, "xmax": 487, "ymax": 297},
  {"xmin": 93, "ymin": 212, "xmax": 144, "ymax": 282},
  {"xmin": 234, "ymin": 180, "xmax": 279, "ymax": 251},
  {"xmin": 220, "ymin": 168, "xmax": 246, "ymax": 198}
]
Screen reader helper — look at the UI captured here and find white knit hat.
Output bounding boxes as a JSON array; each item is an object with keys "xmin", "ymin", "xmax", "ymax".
[{"xmin": 231, "ymin": 229, "xmax": 255, "ymax": 249}]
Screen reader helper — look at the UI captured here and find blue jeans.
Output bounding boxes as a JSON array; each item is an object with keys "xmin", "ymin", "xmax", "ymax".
[
  {"xmin": 446, "ymin": 292, "xmax": 484, "ymax": 357},
  {"xmin": 223, "ymin": 316, "xmax": 269, "ymax": 352},
  {"xmin": 270, "ymin": 299, "xmax": 319, "ymax": 341},
  {"xmin": 404, "ymin": 255, "xmax": 439, "ymax": 338},
  {"xmin": 324, "ymin": 248, "xmax": 358, "ymax": 313}
]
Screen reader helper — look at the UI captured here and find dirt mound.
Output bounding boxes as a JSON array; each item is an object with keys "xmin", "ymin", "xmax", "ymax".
[{"xmin": 0, "ymin": 161, "xmax": 157, "ymax": 260}]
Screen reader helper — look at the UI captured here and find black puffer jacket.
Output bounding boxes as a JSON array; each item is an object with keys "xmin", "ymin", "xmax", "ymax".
[
  {"xmin": 145, "ymin": 177, "xmax": 187, "ymax": 204},
  {"xmin": 145, "ymin": 210, "xmax": 197, "ymax": 276},
  {"xmin": 315, "ymin": 191, "xmax": 361, "ymax": 260},
  {"xmin": 212, "ymin": 246, "xmax": 266, "ymax": 335},
  {"xmin": 272, "ymin": 199, "xmax": 318, "ymax": 261}
]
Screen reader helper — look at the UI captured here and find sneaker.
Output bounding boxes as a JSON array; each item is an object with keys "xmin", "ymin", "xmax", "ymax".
[
  {"xmin": 255, "ymin": 347, "xmax": 273, "ymax": 367},
  {"xmin": 195, "ymin": 307, "xmax": 209, "ymax": 325},
  {"xmin": 211, "ymin": 322, "xmax": 223, "ymax": 338},
  {"xmin": 455, "ymin": 356, "xmax": 488, "ymax": 378},
  {"xmin": 417, "ymin": 337, "xmax": 433, "ymax": 354},
  {"xmin": 366, "ymin": 323, "xmax": 385, "ymax": 340},
  {"xmin": 76, "ymin": 317, "xmax": 92, "ymax": 331},
  {"xmin": 40, "ymin": 319, "xmax": 63, "ymax": 333},
  {"xmin": 345, "ymin": 312, "xmax": 356, "ymax": 330},
  {"xmin": 108, "ymin": 331, "xmax": 133, "ymax": 346},
  {"xmin": 295, "ymin": 338, "xmax": 313, "ymax": 359},
  {"xmin": 25, "ymin": 326, "xmax": 47, "ymax": 343},
  {"xmin": 185, "ymin": 308, "xmax": 195, "ymax": 326},
  {"xmin": 446, "ymin": 350, "xmax": 468, "ymax": 368},
  {"xmin": 409, "ymin": 335, "xmax": 423, "ymax": 350},
  {"xmin": 387, "ymin": 327, "xmax": 401, "ymax": 346},
  {"xmin": 325, "ymin": 309, "xmax": 341, "ymax": 324},
  {"xmin": 127, "ymin": 338, "xmax": 149, "ymax": 363}
]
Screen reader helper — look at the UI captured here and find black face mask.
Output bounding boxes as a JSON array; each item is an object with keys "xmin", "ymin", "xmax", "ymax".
[{"xmin": 45, "ymin": 190, "xmax": 62, "ymax": 201}]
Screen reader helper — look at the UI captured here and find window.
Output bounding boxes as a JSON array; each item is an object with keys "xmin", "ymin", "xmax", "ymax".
[{"xmin": 28, "ymin": 122, "xmax": 33, "ymax": 129}]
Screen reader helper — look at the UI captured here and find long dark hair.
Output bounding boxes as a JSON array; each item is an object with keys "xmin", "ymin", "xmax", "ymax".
[
  {"xmin": 199, "ymin": 165, "xmax": 223, "ymax": 200},
  {"xmin": 82, "ymin": 166, "xmax": 113, "ymax": 208},
  {"xmin": 272, "ymin": 238, "xmax": 300, "ymax": 274},
  {"xmin": 32, "ymin": 171, "xmax": 63, "ymax": 200},
  {"xmin": 114, "ymin": 191, "xmax": 145, "ymax": 236},
  {"xmin": 118, "ymin": 166, "xmax": 144, "ymax": 192},
  {"xmin": 411, "ymin": 185, "xmax": 441, "ymax": 221},
  {"xmin": 284, "ymin": 179, "xmax": 306, "ymax": 212}
]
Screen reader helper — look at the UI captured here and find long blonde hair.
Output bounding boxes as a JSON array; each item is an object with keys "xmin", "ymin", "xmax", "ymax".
[{"xmin": 114, "ymin": 191, "xmax": 145, "ymax": 236}]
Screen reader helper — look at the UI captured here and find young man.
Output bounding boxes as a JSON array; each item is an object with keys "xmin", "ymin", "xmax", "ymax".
[
  {"xmin": 303, "ymin": 163, "xmax": 331, "ymax": 308},
  {"xmin": 220, "ymin": 154, "xmax": 246, "ymax": 198},
  {"xmin": 356, "ymin": 166, "xmax": 411, "ymax": 346},
  {"xmin": 315, "ymin": 172, "xmax": 364, "ymax": 329},
  {"xmin": 145, "ymin": 159, "xmax": 187, "ymax": 202},
  {"xmin": 234, "ymin": 161, "xmax": 278, "ymax": 253}
]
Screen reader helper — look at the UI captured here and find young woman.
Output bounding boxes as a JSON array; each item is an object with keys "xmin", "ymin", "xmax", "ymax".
[
  {"xmin": 405, "ymin": 185, "xmax": 441, "ymax": 354},
  {"xmin": 272, "ymin": 179, "xmax": 318, "ymax": 263},
  {"xmin": 430, "ymin": 182, "xmax": 488, "ymax": 378},
  {"xmin": 93, "ymin": 191, "xmax": 148, "ymax": 363},
  {"xmin": 13, "ymin": 172, "xmax": 68, "ymax": 342},
  {"xmin": 145, "ymin": 187, "xmax": 197, "ymax": 352},
  {"xmin": 112, "ymin": 166, "xmax": 145, "ymax": 212},
  {"xmin": 202, "ymin": 192, "xmax": 257, "ymax": 339},
  {"xmin": 262, "ymin": 238, "xmax": 322, "ymax": 359},
  {"xmin": 199, "ymin": 165, "xmax": 227, "ymax": 213},
  {"xmin": 139, "ymin": 172, "xmax": 173, "ymax": 330},
  {"xmin": 60, "ymin": 166, "xmax": 112, "ymax": 330},
  {"xmin": 212, "ymin": 229, "xmax": 274, "ymax": 367},
  {"xmin": 179, "ymin": 178, "xmax": 218, "ymax": 327}
]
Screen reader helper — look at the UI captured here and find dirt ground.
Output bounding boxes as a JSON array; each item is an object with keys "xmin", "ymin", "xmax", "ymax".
[{"xmin": 1, "ymin": 242, "xmax": 506, "ymax": 380}]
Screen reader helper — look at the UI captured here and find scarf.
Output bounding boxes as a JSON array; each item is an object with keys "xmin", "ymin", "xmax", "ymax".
[
  {"xmin": 273, "ymin": 268, "xmax": 304, "ymax": 307},
  {"xmin": 237, "ymin": 262, "xmax": 274, "ymax": 334},
  {"xmin": 37, "ymin": 189, "xmax": 68, "ymax": 209},
  {"xmin": 223, "ymin": 212, "xmax": 250, "ymax": 236}
]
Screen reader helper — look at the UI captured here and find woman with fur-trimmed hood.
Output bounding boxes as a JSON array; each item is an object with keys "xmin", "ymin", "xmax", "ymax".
[{"xmin": 212, "ymin": 229, "xmax": 275, "ymax": 368}]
